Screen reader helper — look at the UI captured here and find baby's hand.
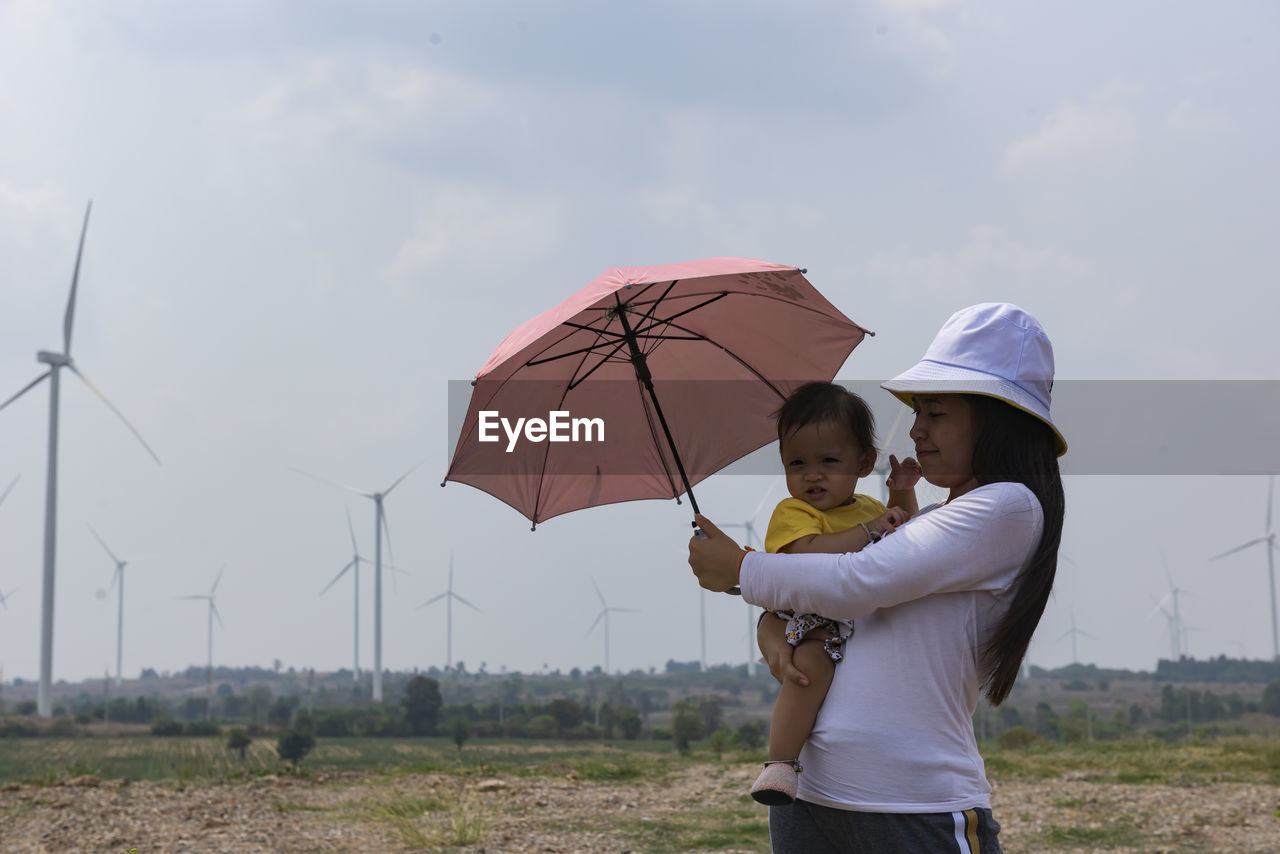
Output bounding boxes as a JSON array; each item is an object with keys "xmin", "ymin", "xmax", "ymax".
[
  {"xmin": 887, "ymin": 454, "xmax": 922, "ymax": 490},
  {"xmin": 868, "ymin": 506, "xmax": 911, "ymax": 539}
]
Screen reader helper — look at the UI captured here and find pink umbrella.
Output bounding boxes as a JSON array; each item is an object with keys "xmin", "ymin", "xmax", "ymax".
[{"xmin": 443, "ymin": 257, "xmax": 871, "ymax": 529}]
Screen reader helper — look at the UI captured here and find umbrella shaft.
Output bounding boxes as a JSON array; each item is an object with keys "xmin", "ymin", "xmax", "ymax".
[{"xmin": 616, "ymin": 302, "xmax": 700, "ymax": 516}]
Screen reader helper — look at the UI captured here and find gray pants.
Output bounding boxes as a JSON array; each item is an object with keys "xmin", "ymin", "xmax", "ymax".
[{"xmin": 769, "ymin": 799, "xmax": 1003, "ymax": 853}]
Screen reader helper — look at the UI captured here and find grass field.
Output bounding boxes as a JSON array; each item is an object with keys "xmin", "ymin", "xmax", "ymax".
[
  {"xmin": 0, "ymin": 734, "xmax": 687, "ymax": 786},
  {"xmin": 3, "ymin": 732, "xmax": 1279, "ymax": 787},
  {"xmin": 2, "ymin": 734, "xmax": 1278, "ymax": 852}
]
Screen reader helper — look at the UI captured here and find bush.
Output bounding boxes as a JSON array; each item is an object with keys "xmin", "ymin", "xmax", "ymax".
[
  {"xmin": 185, "ymin": 720, "xmax": 221, "ymax": 736},
  {"xmin": 276, "ymin": 728, "xmax": 316, "ymax": 768},
  {"xmin": 46, "ymin": 717, "xmax": 79, "ymax": 737},
  {"xmin": 525, "ymin": 714, "xmax": 557, "ymax": 739},
  {"xmin": 1, "ymin": 719, "xmax": 40, "ymax": 738},
  {"xmin": 226, "ymin": 728, "xmax": 252, "ymax": 759},
  {"xmin": 998, "ymin": 726, "xmax": 1038, "ymax": 749},
  {"xmin": 732, "ymin": 721, "xmax": 766, "ymax": 751},
  {"xmin": 150, "ymin": 719, "xmax": 184, "ymax": 736}
]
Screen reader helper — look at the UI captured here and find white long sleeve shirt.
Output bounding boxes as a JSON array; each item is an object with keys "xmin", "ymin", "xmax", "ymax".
[{"xmin": 739, "ymin": 480, "xmax": 1043, "ymax": 813}]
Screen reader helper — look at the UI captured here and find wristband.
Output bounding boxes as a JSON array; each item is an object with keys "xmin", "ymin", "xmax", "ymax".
[
  {"xmin": 858, "ymin": 522, "xmax": 881, "ymax": 543},
  {"xmin": 736, "ymin": 546, "xmax": 755, "ymax": 585}
]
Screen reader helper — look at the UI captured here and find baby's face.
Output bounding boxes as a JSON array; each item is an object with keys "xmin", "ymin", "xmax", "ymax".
[{"xmin": 780, "ymin": 420, "xmax": 874, "ymax": 511}]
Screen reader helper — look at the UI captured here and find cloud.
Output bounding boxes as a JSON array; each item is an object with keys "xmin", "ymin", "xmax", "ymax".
[
  {"xmin": 1166, "ymin": 99, "xmax": 1231, "ymax": 137},
  {"xmin": 1001, "ymin": 92, "xmax": 1141, "ymax": 175},
  {"xmin": 865, "ymin": 224, "xmax": 1087, "ymax": 299}
]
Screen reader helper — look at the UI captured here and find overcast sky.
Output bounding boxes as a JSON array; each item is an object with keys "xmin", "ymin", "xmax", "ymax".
[{"xmin": 2, "ymin": 1, "xmax": 1278, "ymax": 687}]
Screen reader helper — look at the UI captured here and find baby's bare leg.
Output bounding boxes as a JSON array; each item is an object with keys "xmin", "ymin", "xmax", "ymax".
[{"xmin": 768, "ymin": 638, "xmax": 836, "ymax": 761}]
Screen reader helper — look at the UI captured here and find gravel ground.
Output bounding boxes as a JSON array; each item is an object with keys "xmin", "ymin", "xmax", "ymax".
[{"xmin": 1, "ymin": 766, "xmax": 1277, "ymax": 853}]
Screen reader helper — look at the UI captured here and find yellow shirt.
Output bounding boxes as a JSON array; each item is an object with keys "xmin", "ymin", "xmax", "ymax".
[{"xmin": 764, "ymin": 495, "xmax": 888, "ymax": 554}]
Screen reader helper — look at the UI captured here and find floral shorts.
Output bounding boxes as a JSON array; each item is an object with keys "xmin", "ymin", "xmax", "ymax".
[{"xmin": 770, "ymin": 610, "xmax": 854, "ymax": 662}]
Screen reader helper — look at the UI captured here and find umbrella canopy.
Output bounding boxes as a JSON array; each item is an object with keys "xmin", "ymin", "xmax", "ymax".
[{"xmin": 444, "ymin": 257, "xmax": 870, "ymax": 527}]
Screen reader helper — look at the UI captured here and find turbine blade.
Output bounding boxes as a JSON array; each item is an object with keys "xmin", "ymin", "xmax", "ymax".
[
  {"xmin": 0, "ymin": 474, "xmax": 19, "ymax": 508},
  {"xmin": 750, "ymin": 478, "xmax": 780, "ymax": 521},
  {"xmin": 86, "ymin": 523, "xmax": 122, "ymax": 564},
  {"xmin": 211, "ymin": 565, "xmax": 225, "ymax": 595},
  {"xmin": 289, "ymin": 467, "xmax": 371, "ymax": 498},
  {"xmin": 416, "ymin": 592, "xmax": 448, "ymax": 609},
  {"xmin": 175, "ymin": 594, "xmax": 208, "ymax": 600},
  {"xmin": 380, "ymin": 506, "xmax": 396, "ymax": 570},
  {"xmin": 319, "ymin": 561, "xmax": 354, "ymax": 596},
  {"xmin": 1210, "ymin": 537, "xmax": 1268, "ymax": 561},
  {"xmin": 584, "ymin": 611, "xmax": 605, "ymax": 637},
  {"xmin": 591, "ymin": 577, "xmax": 606, "ymax": 609},
  {"xmin": 453, "ymin": 594, "xmax": 483, "ymax": 614},
  {"xmin": 1147, "ymin": 595, "xmax": 1171, "ymax": 620},
  {"xmin": 64, "ymin": 201, "xmax": 92, "ymax": 355},
  {"xmin": 211, "ymin": 601, "xmax": 224, "ymax": 628},
  {"xmin": 0, "ymin": 372, "xmax": 51, "ymax": 414},
  {"xmin": 345, "ymin": 505, "xmax": 359, "ymax": 552},
  {"xmin": 67, "ymin": 366, "xmax": 161, "ymax": 464},
  {"xmin": 383, "ymin": 462, "xmax": 423, "ymax": 497},
  {"xmin": 611, "ymin": 607, "xmax": 640, "ymax": 614}
]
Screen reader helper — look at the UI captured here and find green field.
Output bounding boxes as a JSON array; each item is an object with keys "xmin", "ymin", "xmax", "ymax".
[
  {"xmin": 0, "ymin": 734, "xmax": 690, "ymax": 786},
  {"xmin": 3, "ymin": 732, "xmax": 1279, "ymax": 787}
]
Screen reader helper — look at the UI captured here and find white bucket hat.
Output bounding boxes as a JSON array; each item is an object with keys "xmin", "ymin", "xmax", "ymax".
[{"xmin": 882, "ymin": 302, "xmax": 1067, "ymax": 457}]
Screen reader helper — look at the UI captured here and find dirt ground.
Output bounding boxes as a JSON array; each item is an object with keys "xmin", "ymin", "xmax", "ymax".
[{"xmin": 1, "ymin": 764, "xmax": 1277, "ymax": 853}]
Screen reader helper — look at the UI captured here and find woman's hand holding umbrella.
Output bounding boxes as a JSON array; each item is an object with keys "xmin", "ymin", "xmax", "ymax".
[{"xmin": 688, "ymin": 514, "xmax": 749, "ymax": 592}]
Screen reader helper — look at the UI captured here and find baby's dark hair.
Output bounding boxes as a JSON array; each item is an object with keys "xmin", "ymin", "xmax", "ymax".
[{"xmin": 774, "ymin": 381, "xmax": 877, "ymax": 454}]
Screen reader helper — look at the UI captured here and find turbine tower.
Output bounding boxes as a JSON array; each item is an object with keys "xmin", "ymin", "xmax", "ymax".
[
  {"xmin": 584, "ymin": 578, "xmax": 637, "ymax": 674},
  {"xmin": 1149, "ymin": 556, "xmax": 1196, "ymax": 660},
  {"xmin": 178, "ymin": 566, "xmax": 224, "ymax": 715},
  {"xmin": 293, "ymin": 463, "xmax": 418, "ymax": 701},
  {"xmin": 318, "ymin": 505, "xmax": 392, "ymax": 683},
  {"xmin": 0, "ymin": 203, "xmax": 161, "ymax": 716},
  {"xmin": 1055, "ymin": 608, "xmax": 1095, "ymax": 664},
  {"xmin": 87, "ymin": 524, "xmax": 131, "ymax": 686},
  {"xmin": 416, "ymin": 552, "xmax": 481, "ymax": 672},
  {"xmin": 1210, "ymin": 475, "xmax": 1278, "ymax": 661}
]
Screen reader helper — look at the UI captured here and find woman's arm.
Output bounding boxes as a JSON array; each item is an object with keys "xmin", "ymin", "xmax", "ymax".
[{"xmin": 741, "ymin": 482, "xmax": 1043, "ymax": 619}]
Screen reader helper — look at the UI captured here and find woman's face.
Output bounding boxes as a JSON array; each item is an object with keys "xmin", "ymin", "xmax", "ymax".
[{"xmin": 909, "ymin": 394, "xmax": 979, "ymax": 500}]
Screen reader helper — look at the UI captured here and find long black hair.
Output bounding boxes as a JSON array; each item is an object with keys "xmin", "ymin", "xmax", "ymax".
[{"xmin": 966, "ymin": 394, "xmax": 1065, "ymax": 706}]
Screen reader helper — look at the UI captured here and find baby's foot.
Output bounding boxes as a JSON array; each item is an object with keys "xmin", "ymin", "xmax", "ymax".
[{"xmin": 750, "ymin": 760, "xmax": 800, "ymax": 805}]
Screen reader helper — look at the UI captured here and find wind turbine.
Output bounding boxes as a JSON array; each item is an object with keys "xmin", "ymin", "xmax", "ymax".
[
  {"xmin": 1210, "ymin": 475, "xmax": 1278, "ymax": 661},
  {"xmin": 1149, "ymin": 556, "xmax": 1196, "ymax": 660},
  {"xmin": 1055, "ymin": 608, "xmax": 1095, "ymax": 664},
  {"xmin": 584, "ymin": 578, "xmax": 637, "ymax": 674},
  {"xmin": 177, "ymin": 566, "xmax": 224, "ymax": 715},
  {"xmin": 1149, "ymin": 597, "xmax": 1181, "ymax": 659},
  {"xmin": 87, "ymin": 524, "xmax": 132, "ymax": 686},
  {"xmin": 416, "ymin": 552, "xmax": 482, "ymax": 672},
  {"xmin": 0, "ymin": 203, "xmax": 161, "ymax": 716},
  {"xmin": 723, "ymin": 478, "xmax": 781, "ymax": 677},
  {"xmin": 317, "ymin": 506, "xmax": 407, "ymax": 682},
  {"xmin": 292, "ymin": 463, "xmax": 418, "ymax": 701}
]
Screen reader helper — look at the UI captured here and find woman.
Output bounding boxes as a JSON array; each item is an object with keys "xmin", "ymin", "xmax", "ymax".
[{"xmin": 689, "ymin": 303, "xmax": 1066, "ymax": 853}]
